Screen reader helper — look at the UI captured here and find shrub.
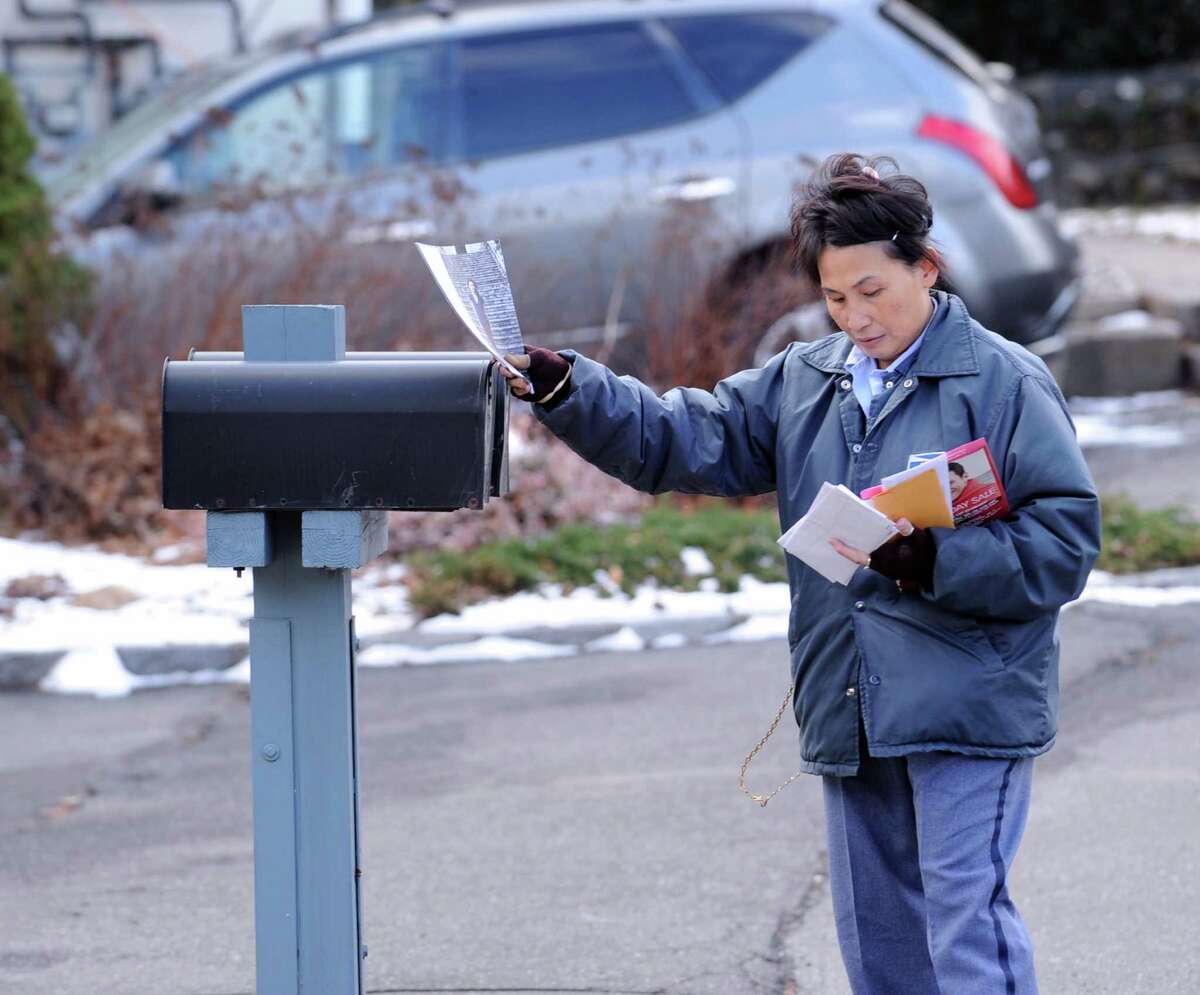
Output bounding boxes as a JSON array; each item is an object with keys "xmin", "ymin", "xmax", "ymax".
[
  {"xmin": 402, "ymin": 497, "xmax": 787, "ymax": 618},
  {"xmin": 0, "ymin": 74, "xmax": 93, "ymax": 433},
  {"xmin": 16, "ymin": 399, "xmax": 164, "ymax": 542},
  {"xmin": 1098, "ymin": 495, "xmax": 1200, "ymax": 574}
]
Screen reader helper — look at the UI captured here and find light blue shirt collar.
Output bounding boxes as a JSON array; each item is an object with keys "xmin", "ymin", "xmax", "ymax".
[{"xmin": 843, "ymin": 293, "xmax": 941, "ymax": 415}]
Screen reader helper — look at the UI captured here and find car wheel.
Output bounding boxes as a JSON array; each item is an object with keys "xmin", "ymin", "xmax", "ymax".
[
  {"xmin": 752, "ymin": 300, "xmax": 836, "ymax": 367},
  {"xmin": 639, "ymin": 245, "xmax": 823, "ymax": 389},
  {"xmin": 709, "ymin": 245, "xmax": 826, "ymax": 371}
]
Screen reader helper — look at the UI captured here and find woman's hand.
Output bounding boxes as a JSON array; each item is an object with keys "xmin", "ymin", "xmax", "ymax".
[
  {"xmin": 829, "ymin": 517, "xmax": 915, "ymax": 569},
  {"xmin": 500, "ymin": 347, "xmax": 573, "ymax": 408},
  {"xmin": 830, "ymin": 517, "xmax": 936, "ymax": 592}
]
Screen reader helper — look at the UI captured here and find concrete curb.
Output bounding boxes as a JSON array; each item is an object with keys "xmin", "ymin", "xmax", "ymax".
[
  {"xmin": 10, "ymin": 610, "xmax": 762, "ymax": 694},
  {"xmin": 0, "ymin": 649, "xmax": 67, "ymax": 689},
  {"xmin": 1062, "ymin": 311, "xmax": 1185, "ymax": 396},
  {"xmin": 116, "ymin": 642, "xmax": 249, "ymax": 676},
  {"xmin": 1066, "ymin": 230, "xmax": 1200, "ymax": 396}
]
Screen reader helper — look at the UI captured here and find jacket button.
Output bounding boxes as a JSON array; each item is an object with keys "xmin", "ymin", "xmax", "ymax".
[
  {"xmin": 903, "ymin": 378, "xmax": 914, "ymax": 388},
  {"xmin": 845, "ymin": 687, "xmax": 857, "ymax": 698},
  {"xmin": 854, "ymin": 601, "xmax": 865, "ymax": 611},
  {"xmin": 840, "ymin": 379, "xmax": 851, "ymax": 390},
  {"xmin": 868, "ymin": 675, "xmax": 881, "ymax": 685},
  {"xmin": 852, "ymin": 443, "xmax": 862, "ymax": 454},
  {"xmin": 885, "ymin": 380, "xmax": 894, "ymax": 389}
]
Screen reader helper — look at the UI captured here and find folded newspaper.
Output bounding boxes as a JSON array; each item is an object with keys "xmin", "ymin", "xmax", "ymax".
[
  {"xmin": 777, "ymin": 482, "xmax": 899, "ymax": 585},
  {"xmin": 415, "ymin": 239, "xmax": 531, "ymax": 385}
]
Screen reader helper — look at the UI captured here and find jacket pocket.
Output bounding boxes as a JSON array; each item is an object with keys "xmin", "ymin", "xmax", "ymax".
[{"xmin": 871, "ymin": 596, "xmax": 1005, "ymax": 672}]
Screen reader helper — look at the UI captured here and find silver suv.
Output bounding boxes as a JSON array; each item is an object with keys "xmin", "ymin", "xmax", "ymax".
[{"xmin": 48, "ymin": 0, "xmax": 1078, "ymax": 370}]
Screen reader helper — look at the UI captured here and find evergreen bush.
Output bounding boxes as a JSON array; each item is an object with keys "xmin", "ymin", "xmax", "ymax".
[{"xmin": 0, "ymin": 73, "xmax": 92, "ymax": 436}]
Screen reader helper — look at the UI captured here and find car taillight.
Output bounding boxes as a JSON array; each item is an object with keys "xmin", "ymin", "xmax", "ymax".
[{"xmin": 917, "ymin": 114, "xmax": 1039, "ymax": 209}]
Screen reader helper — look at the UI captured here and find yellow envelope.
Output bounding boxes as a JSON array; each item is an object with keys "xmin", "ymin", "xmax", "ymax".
[{"xmin": 869, "ymin": 466, "xmax": 956, "ymax": 529}]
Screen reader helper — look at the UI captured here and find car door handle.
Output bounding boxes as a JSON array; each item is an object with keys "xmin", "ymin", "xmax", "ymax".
[
  {"xmin": 345, "ymin": 218, "xmax": 434, "ymax": 244},
  {"xmin": 652, "ymin": 176, "xmax": 737, "ymax": 203}
]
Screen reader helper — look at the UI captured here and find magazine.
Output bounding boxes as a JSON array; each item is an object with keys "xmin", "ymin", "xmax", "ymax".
[
  {"xmin": 415, "ymin": 239, "xmax": 530, "ymax": 385},
  {"xmin": 860, "ymin": 438, "xmax": 1009, "ymax": 527}
]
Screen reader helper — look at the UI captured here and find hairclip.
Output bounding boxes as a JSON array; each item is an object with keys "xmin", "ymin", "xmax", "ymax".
[
  {"xmin": 891, "ymin": 231, "xmax": 900, "ymax": 242},
  {"xmin": 862, "ymin": 166, "xmax": 881, "ymax": 181}
]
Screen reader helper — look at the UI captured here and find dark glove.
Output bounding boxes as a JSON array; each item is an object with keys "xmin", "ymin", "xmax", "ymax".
[
  {"xmin": 506, "ymin": 346, "xmax": 573, "ymax": 410},
  {"xmin": 869, "ymin": 527, "xmax": 936, "ymax": 592}
]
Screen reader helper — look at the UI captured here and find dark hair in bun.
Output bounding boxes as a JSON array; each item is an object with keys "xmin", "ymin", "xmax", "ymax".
[{"xmin": 789, "ymin": 153, "xmax": 947, "ymax": 288}]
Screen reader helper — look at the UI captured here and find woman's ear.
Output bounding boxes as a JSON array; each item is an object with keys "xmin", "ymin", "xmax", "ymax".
[{"xmin": 919, "ymin": 254, "xmax": 939, "ymax": 288}]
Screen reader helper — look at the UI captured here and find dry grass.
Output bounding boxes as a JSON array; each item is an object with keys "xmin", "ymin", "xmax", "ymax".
[{"xmin": 3, "ymin": 173, "xmax": 814, "ymax": 548}]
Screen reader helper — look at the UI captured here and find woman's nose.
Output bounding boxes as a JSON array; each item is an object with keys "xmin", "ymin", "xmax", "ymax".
[{"xmin": 847, "ymin": 309, "xmax": 872, "ymax": 332}]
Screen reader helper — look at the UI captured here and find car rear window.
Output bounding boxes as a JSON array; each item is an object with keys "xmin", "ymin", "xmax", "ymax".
[
  {"xmin": 660, "ymin": 12, "xmax": 835, "ymax": 104},
  {"xmin": 456, "ymin": 21, "xmax": 698, "ymax": 160},
  {"xmin": 880, "ymin": 1, "xmax": 995, "ymax": 92}
]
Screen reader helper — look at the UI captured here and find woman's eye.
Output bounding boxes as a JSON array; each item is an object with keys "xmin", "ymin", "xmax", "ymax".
[{"xmin": 863, "ymin": 289, "xmax": 882, "ymax": 298}]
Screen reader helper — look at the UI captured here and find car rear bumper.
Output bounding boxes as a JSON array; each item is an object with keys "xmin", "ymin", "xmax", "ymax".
[
  {"xmin": 985, "ymin": 252, "xmax": 1081, "ymax": 346},
  {"xmin": 999, "ymin": 267, "xmax": 1079, "ymax": 383}
]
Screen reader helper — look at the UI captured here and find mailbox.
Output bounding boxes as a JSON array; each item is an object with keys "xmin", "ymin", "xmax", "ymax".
[
  {"xmin": 163, "ymin": 306, "xmax": 520, "ymax": 995},
  {"xmin": 162, "ymin": 356, "xmax": 509, "ymax": 512}
]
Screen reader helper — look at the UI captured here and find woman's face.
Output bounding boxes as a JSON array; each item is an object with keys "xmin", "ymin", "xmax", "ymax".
[
  {"xmin": 949, "ymin": 469, "xmax": 968, "ymax": 499},
  {"xmin": 817, "ymin": 242, "xmax": 939, "ymax": 366}
]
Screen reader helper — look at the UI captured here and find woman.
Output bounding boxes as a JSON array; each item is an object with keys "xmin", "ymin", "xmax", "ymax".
[
  {"xmin": 500, "ymin": 154, "xmax": 1101, "ymax": 994},
  {"xmin": 949, "ymin": 459, "xmax": 988, "ymax": 505}
]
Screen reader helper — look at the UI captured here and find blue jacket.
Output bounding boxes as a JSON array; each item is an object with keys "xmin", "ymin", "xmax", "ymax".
[{"xmin": 536, "ymin": 292, "xmax": 1101, "ymax": 775}]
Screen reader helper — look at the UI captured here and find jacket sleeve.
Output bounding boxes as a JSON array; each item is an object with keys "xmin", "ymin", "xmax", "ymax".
[
  {"xmin": 532, "ymin": 349, "xmax": 786, "ymax": 497},
  {"xmin": 924, "ymin": 373, "xmax": 1101, "ymax": 621}
]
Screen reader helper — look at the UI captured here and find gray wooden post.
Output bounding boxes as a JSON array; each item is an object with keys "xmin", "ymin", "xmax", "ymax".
[{"xmin": 207, "ymin": 304, "xmax": 386, "ymax": 995}]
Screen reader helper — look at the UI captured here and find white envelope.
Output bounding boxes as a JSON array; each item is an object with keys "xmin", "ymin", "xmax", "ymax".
[{"xmin": 778, "ymin": 482, "xmax": 899, "ymax": 585}]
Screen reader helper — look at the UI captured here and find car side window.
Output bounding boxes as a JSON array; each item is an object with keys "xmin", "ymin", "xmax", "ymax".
[
  {"xmin": 660, "ymin": 12, "xmax": 835, "ymax": 103},
  {"xmin": 454, "ymin": 21, "xmax": 697, "ymax": 161},
  {"xmin": 165, "ymin": 42, "xmax": 446, "ymax": 197}
]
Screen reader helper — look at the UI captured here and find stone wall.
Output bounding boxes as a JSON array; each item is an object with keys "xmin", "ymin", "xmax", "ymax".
[{"xmin": 1020, "ymin": 62, "xmax": 1200, "ymax": 206}]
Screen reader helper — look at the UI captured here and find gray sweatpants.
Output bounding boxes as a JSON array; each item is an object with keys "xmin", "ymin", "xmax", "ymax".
[{"xmin": 823, "ymin": 742, "xmax": 1037, "ymax": 995}]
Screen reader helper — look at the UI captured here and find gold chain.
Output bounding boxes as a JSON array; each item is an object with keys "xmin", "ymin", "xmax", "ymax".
[{"xmin": 738, "ymin": 681, "xmax": 806, "ymax": 807}]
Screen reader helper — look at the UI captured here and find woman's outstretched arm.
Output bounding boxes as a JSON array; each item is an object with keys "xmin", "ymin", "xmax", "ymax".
[{"xmin": 504, "ymin": 347, "xmax": 790, "ymax": 498}]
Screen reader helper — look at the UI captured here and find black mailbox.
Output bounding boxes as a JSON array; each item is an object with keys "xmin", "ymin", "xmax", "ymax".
[{"xmin": 162, "ymin": 356, "xmax": 509, "ymax": 511}]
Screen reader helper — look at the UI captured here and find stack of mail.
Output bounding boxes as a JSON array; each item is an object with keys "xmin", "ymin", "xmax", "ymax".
[
  {"xmin": 777, "ymin": 482, "xmax": 899, "ymax": 585},
  {"xmin": 867, "ymin": 453, "xmax": 955, "ymax": 529}
]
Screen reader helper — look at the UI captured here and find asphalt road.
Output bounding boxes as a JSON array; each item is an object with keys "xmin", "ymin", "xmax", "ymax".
[{"xmin": 2, "ymin": 594, "xmax": 1197, "ymax": 995}]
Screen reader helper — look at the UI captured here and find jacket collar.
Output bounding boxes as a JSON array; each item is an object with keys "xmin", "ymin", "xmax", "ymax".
[{"xmin": 799, "ymin": 291, "xmax": 980, "ymax": 378}]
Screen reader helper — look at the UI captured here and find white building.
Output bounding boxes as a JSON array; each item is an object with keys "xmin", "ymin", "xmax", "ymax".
[{"xmin": 1, "ymin": 0, "xmax": 372, "ymax": 169}]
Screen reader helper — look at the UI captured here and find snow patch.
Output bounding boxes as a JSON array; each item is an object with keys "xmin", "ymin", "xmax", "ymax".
[
  {"xmin": 1071, "ymin": 414, "xmax": 1184, "ymax": 449},
  {"xmin": 358, "ymin": 636, "xmax": 571, "ymax": 668},
  {"xmin": 585, "ymin": 626, "xmax": 646, "ymax": 653},
  {"xmin": 39, "ymin": 646, "xmax": 250, "ymax": 698},
  {"xmin": 1061, "ymin": 205, "xmax": 1200, "ymax": 244},
  {"xmin": 680, "ymin": 547, "xmax": 714, "ymax": 576},
  {"xmin": 1076, "ymin": 584, "xmax": 1200, "ymax": 608},
  {"xmin": 1070, "ymin": 390, "xmax": 1188, "ymax": 415},
  {"xmin": 1096, "ymin": 309, "xmax": 1158, "ymax": 332},
  {"xmin": 706, "ymin": 614, "xmax": 787, "ymax": 644}
]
